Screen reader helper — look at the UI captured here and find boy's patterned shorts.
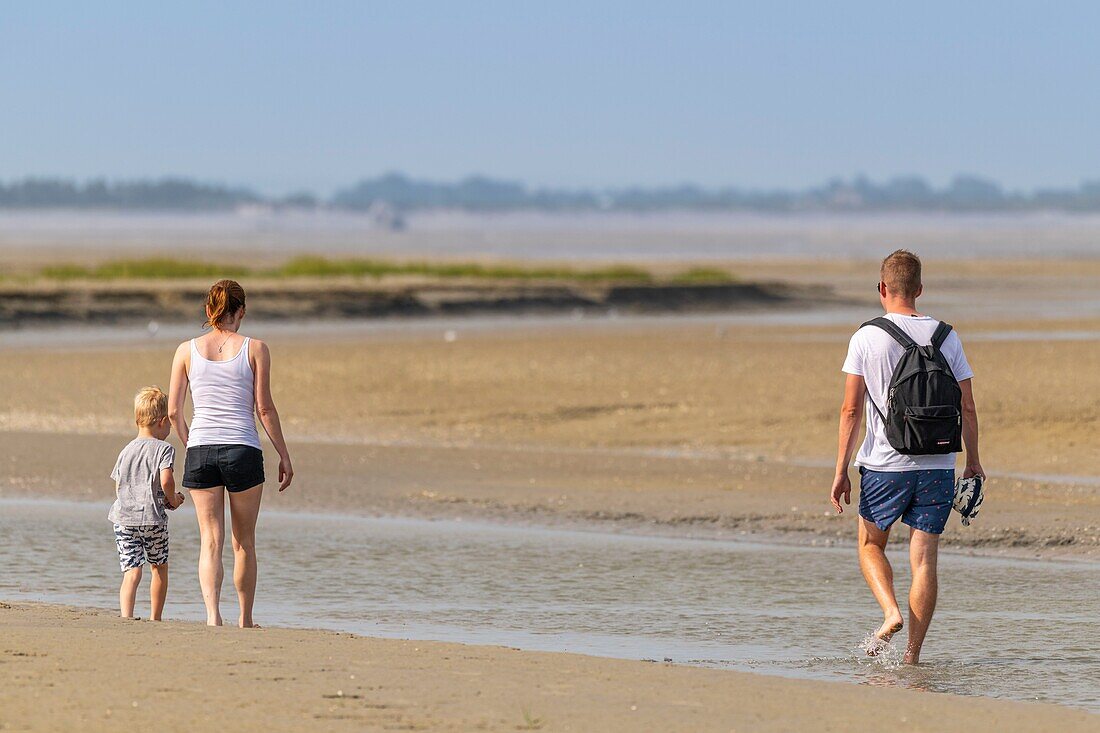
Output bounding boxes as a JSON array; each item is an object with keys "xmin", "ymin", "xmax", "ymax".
[{"xmin": 113, "ymin": 524, "xmax": 170, "ymax": 571}]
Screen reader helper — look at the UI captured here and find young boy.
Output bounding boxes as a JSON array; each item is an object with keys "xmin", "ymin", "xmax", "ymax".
[{"xmin": 109, "ymin": 386, "xmax": 185, "ymax": 620}]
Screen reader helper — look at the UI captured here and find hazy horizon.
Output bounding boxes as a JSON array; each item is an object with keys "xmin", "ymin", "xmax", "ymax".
[
  {"xmin": 4, "ymin": 2, "xmax": 1100, "ymax": 196},
  {"xmin": 5, "ymin": 170, "xmax": 1100, "ymax": 197}
]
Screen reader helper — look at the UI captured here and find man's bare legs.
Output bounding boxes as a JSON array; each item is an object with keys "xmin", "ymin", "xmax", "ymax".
[
  {"xmin": 857, "ymin": 518, "xmax": 904, "ymax": 642},
  {"xmin": 149, "ymin": 564, "xmax": 168, "ymax": 621},
  {"xmin": 228, "ymin": 484, "xmax": 263, "ymax": 628},
  {"xmin": 191, "ymin": 487, "xmax": 226, "ymax": 626},
  {"xmin": 905, "ymin": 527, "xmax": 940, "ymax": 664},
  {"xmin": 119, "ymin": 567, "xmax": 142, "ymax": 618}
]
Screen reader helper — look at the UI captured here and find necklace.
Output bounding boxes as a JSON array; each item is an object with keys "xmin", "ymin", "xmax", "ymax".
[{"xmin": 216, "ymin": 331, "xmax": 233, "ymax": 353}]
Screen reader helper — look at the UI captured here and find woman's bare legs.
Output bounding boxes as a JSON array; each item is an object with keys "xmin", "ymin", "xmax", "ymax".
[
  {"xmin": 228, "ymin": 484, "xmax": 263, "ymax": 628},
  {"xmin": 149, "ymin": 564, "xmax": 168, "ymax": 620},
  {"xmin": 190, "ymin": 487, "xmax": 226, "ymax": 626}
]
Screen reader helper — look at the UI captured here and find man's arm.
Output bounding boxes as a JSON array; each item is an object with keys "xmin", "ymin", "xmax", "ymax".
[
  {"xmin": 831, "ymin": 373, "xmax": 867, "ymax": 513},
  {"xmin": 959, "ymin": 378, "xmax": 984, "ymax": 479}
]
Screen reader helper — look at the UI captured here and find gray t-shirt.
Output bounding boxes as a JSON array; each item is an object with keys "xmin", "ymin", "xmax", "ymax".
[{"xmin": 108, "ymin": 438, "xmax": 176, "ymax": 526}]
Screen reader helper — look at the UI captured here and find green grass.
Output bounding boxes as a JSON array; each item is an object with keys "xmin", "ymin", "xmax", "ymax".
[
  {"xmin": 31, "ymin": 256, "xmax": 736, "ymax": 286},
  {"xmin": 668, "ymin": 266, "xmax": 735, "ymax": 284},
  {"xmin": 273, "ymin": 256, "xmax": 654, "ymax": 282},
  {"xmin": 39, "ymin": 258, "xmax": 248, "ymax": 280}
]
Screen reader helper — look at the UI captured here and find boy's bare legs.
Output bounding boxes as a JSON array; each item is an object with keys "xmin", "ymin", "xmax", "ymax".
[
  {"xmin": 190, "ymin": 487, "xmax": 226, "ymax": 626},
  {"xmin": 228, "ymin": 484, "xmax": 263, "ymax": 628},
  {"xmin": 149, "ymin": 564, "xmax": 168, "ymax": 621},
  {"xmin": 119, "ymin": 567, "xmax": 142, "ymax": 618},
  {"xmin": 905, "ymin": 527, "xmax": 940, "ymax": 664},
  {"xmin": 857, "ymin": 518, "xmax": 904, "ymax": 641}
]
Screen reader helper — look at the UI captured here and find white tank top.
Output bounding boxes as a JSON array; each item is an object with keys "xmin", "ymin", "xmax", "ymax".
[{"xmin": 187, "ymin": 337, "xmax": 261, "ymax": 449}]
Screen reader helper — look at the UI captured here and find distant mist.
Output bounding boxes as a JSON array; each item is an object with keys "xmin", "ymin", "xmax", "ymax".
[{"xmin": 5, "ymin": 173, "xmax": 1100, "ymax": 213}]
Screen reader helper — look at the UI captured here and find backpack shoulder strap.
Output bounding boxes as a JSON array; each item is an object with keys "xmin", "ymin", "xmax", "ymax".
[
  {"xmin": 860, "ymin": 317, "xmax": 917, "ymax": 349},
  {"xmin": 931, "ymin": 321, "xmax": 953, "ymax": 350}
]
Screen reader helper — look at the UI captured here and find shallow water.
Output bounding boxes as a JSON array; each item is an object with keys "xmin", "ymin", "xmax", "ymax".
[
  {"xmin": 6, "ymin": 209, "xmax": 1100, "ymax": 260},
  {"xmin": 6, "ymin": 307, "xmax": 1100, "ymax": 353},
  {"xmin": 1, "ymin": 499, "xmax": 1097, "ymax": 712}
]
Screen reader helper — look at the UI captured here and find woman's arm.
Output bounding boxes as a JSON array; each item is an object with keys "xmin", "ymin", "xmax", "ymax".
[
  {"xmin": 168, "ymin": 342, "xmax": 191, "ymax": 446},
  {"xmin": 252, "ymin": 339, "xmax": 294, "ymax": 491}
]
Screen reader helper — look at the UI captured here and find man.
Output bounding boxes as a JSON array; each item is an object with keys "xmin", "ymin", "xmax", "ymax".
[{"xmin": 830, "ymin": 249, "xmax": 983, "ymax": 664}]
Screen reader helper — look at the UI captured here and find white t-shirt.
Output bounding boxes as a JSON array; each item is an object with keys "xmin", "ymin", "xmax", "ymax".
[{"xmin": 842, "ymin": 313, "xmax": 974, "ymax": 472}]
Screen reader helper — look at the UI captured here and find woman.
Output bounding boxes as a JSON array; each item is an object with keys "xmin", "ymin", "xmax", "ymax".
[{"xmin": 168, "ymin": 279, "xmax": 293, "ymax": 627}]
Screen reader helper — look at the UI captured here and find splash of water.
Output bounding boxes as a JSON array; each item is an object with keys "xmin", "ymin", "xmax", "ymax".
[{"xmin": 856, "ymin": 632, "xmax": 904, "ymax": 670}]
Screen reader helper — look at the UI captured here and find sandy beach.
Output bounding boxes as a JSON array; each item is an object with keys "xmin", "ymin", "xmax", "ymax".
[
  {"xmin": 2, "ymin": 601, "xmax": 1096, "ymax": 732},
  {"xmin": 2, "ymin": 256, "xmax": 1098, "ymax": 730},
  {"xmin": 2, "ymin": 259, "xmax": 1098, "ymax": 555}
]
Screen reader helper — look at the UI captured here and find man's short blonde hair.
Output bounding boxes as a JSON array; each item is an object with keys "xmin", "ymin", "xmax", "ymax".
[
  {"xmin": 134, "ymin": 386, "xmax": 168, "ymax": 427},
  {"xmin": 880, "ymin": 249, "xmax": 922, "ymax": 299}
]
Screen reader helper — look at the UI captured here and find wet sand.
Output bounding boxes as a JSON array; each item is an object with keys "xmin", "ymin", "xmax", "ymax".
[
  {"xmin": 7, "ymin": 499, "xmax": 1098, "ymax": 709},
  {"xmin": 2, "ymin": 602, "xmax": 1096, "ymax": 732},
  {"xmin": 1, "ymin": 266, "xmax": 1098, "ymax": 555},
  {"xmin": 0, "ymin": 275, "xmax": 832, "ymax": 327},
  {"xmin": 2, "ymin": 257, "xmax": 1099, "ymax": 729}
]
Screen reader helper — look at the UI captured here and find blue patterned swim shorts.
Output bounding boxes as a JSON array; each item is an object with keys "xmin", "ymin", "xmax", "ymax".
[
  {"xmin": 858, "ymin": 468, "xmax": 955, "ymax": 535},
  {"xmin": 113, "ymin": 524, "xmax": 170, "ymax": 571}
]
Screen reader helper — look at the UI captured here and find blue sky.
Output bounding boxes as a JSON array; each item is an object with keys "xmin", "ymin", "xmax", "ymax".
[{"xmin": 2, "ymin": 1, "xmax": 1099, "ymax": 195}]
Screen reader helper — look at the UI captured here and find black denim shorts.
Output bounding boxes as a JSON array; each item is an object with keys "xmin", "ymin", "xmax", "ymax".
[{"xmin": 182, "ymin": 444, "xmax": 265, "ymax": 493}]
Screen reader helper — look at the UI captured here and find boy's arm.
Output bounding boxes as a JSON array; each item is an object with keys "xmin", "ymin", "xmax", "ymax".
[
  {"xmin": 959, "ymin": 378, "xmax": 984, "ymax": 479},
  {"xmin": 831, "ymin": 373, "xmax": 866, "ymax": 513},
  {"xmin": 161, "ymin": 468, "xmax": 182, "ymax": 509}
]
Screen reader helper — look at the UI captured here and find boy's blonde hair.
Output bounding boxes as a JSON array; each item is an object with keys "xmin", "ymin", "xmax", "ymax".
[{"xmin": 134, "ymin": 386, "xmax": 168, "ymax": 427}]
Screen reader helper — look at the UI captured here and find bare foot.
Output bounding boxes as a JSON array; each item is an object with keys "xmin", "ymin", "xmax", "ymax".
[
  {"xmin": 876, "ymin": 614, "xmax": 904, "ymax": 643},
  {"xmin": 866, "ymin": 614, "xmax": 903, "ymax": 656},
  {"xmin": 207, "ymin": 615, "xmax": 223, "ymax": 627}
]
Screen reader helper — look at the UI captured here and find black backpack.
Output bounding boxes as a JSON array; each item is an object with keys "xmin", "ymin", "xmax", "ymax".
[{"xmin": 861, "ymin": 318, "xmax": 962, "ymax": 455}]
